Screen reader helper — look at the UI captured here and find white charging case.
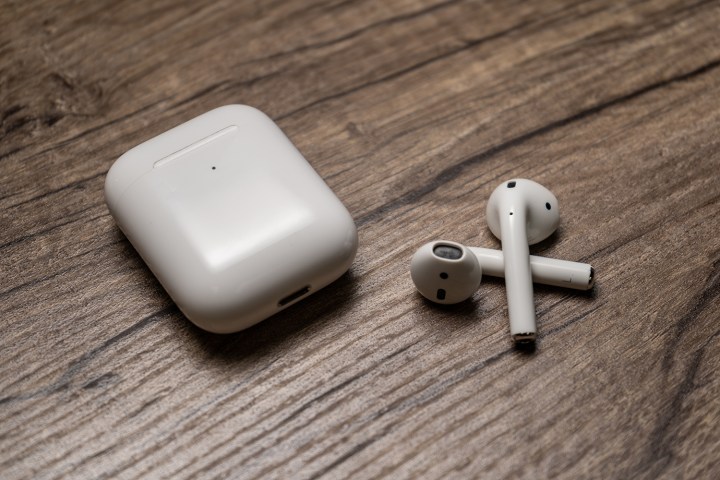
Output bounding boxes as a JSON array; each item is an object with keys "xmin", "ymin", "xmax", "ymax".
[{"xmin": 105, "ymin": 105, "xmax": 358, "ymax": 333}]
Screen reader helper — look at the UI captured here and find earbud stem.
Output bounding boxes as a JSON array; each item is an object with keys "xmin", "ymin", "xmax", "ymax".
[
  {"xmin": 468, "ymin": 248, "xmax": 594, "ymax": 290},
  {"xmin": 500, "ymin": 208, "xmax": 536, "ymax": 343}
]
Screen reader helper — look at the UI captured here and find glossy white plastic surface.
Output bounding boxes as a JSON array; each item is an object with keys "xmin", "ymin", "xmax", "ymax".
[
  {"xmin": 410, "ymin": 241, "xmax": 482, "ymax": 304},
  {"xmin": 105, "ymin": 105, "xmax": 358, "ymax": 333},
  {"xmin": 486, "ymin": 179, "xmax": 560, "ymax": 342},
  {"xmin": 468, "ymin": 247, "xmax": 594, "ymax": 290}
]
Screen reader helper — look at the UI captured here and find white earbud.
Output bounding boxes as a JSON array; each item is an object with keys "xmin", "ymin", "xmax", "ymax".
[
  {"xmin": 410, "ymin": 240, "xmax": 594, "ymax": 304},
  {"xmin": 410, "ymin": 241, "xmax": 482, "ymax": 304},
  {"xmin": 486, "ymin": 179, "xmax": 560, "ymax": 344},
  {"xmin": 468, "ymin": 246, "xmax": 593, "ymax": 290}
]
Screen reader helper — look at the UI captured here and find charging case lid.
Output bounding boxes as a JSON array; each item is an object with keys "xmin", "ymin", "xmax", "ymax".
[{"xmin": 105, "ymin": 105, "xmax": 358, "ymax": 333}]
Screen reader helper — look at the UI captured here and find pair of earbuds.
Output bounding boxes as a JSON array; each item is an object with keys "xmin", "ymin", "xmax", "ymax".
[{"xmin": 410, "ymin": 179, "xmax": 595, "ymax": 345}]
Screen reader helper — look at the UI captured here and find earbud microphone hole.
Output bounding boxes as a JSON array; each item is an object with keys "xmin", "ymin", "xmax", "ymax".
[{"xmin": 439, "ymin": 272, "xmax": 448, "ymax": 279}]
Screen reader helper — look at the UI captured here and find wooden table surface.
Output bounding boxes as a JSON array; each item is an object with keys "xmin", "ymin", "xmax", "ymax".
[{"xmin": 2, "ymin": 1, "xmax": 720, "ymax": 478}]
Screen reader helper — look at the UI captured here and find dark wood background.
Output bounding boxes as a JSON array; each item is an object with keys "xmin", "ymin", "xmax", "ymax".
[{"xmin": 2, "ymin": 0, "xmax": 719, "ymax": 478}]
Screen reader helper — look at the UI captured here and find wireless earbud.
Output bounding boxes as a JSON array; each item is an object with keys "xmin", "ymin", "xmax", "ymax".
[
  {"xmin": 468, "ymin": 246, "xmax": 593, "ymax": 290},
  {"xmin": 410, "ymin": 241, "xmax": 482, "ymax": 304},
  {"xmin": 410, "ymin": 240, "xmax": 594, "ymax": 304},
  {"xmin": 486, "ymin": 179, "xmax": 560, "ymax": 343}
]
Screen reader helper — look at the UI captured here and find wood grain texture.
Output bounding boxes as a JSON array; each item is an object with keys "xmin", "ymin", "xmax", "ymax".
[{"xmin": 2, "ymin": 0, "xmax": 720, "ymax": 478}]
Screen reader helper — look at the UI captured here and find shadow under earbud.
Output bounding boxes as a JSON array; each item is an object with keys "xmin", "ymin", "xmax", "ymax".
[
  {"xmin": 414, "ymin": 294, "xmax": 485, "ymax": 331},
  {"xmin": 513, "ymin": 339, "xmax": 537, "ymax": 354},
  {"xmin": 528, "ymin": 228, "xmax": 560, "ymax": 254},
  {"xmin": 533, "ymin": 281, "xmax": 598, "ymax": 300}
]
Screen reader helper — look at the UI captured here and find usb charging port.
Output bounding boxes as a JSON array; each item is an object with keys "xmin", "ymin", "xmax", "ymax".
[{"xmin": 278, "ymin": 285, "xmax": 311, "ymax": 306}]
